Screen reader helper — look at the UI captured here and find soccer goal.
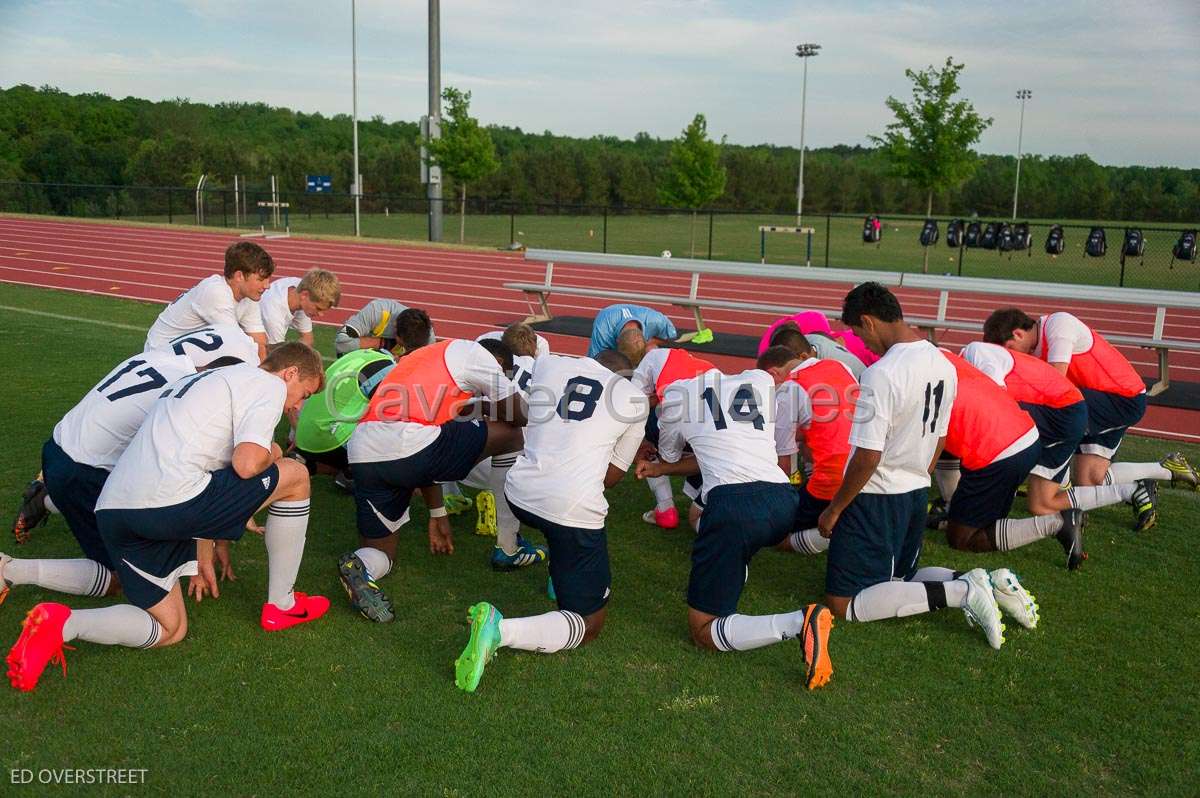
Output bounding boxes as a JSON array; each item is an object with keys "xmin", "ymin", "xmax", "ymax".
[{"xmin": 758, "ymin": 225, "xmax": 815, "ymax": 266}]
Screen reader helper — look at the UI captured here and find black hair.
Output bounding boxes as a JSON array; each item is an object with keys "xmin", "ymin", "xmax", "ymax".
[
  {"xmin": 755, "ymin": 345, "xmax": 796, "ymax": 370},
  {"xmin": 841, "ymin": 282, "xmax": 904, "ymax": 326},
  {"xmin": 983, "ymin": 308, "xmax": 1037, "ymax": 345},
  {"xmin": 477, "ymin": 337, "xmax": 514, "ymax": 373},
  {"xmin": 768, "ymin": 328, "xmax": 814, "ymax": 357},
  {"xmin": 395, "ymin": 308, "xmax": 433, "ymax": 353}
]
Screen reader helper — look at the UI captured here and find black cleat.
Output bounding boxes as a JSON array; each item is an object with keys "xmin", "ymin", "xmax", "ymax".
[
  {"xmin": 337, "ymin": 551, "xmax": 394, "ymax": 623},
  {"xmin": 1130, "ymin": 478, "xmax": 1158, "ymax": 533},
  {"xmin": 12, "ymin": 480, "xmax": 49, "ymax": 545},
  {"xmin": 333, "ymin": 469, "xmax": 355, "ymax": 494},
  {"xmin": 926, "ymin": 498, "xmax": 949, "ymax": 532},
  {"xmin": 1056, "ymin": 509, "xmax": 1087, "ymax": 571}
]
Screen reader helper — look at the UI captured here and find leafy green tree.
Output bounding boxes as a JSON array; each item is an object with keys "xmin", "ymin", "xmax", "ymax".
[
  {"xmin": 870, "ymin": 57, "xmax": 992, "ymax": 271},
  {"xmin": 425, "ymin": 87, "xmax": 499, "ymax": 243},
  {"xmin": 659, "ymin": 114, "xmax": 727, "ymax": 257}
]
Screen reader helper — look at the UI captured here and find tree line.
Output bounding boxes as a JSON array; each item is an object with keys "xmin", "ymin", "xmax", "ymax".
[{"xmin": 1, "ymin": 83, "xmax": 1196, "ymax": 223}]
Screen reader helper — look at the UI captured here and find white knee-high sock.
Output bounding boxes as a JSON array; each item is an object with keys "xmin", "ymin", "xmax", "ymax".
[
  {"xmin": 935, "ymin": 457, "xmax": 961, "ymax": 502},
  {"xmin": 647, "ymin": 476, "xmax": 674, "ymax": 511},
  {"xmin": 1106, "ymin": 462, "xmax": 1170, "ymax": 483},
  {"xmin": 264, "ymin": 500, "xmax": 310, "ymax": 610},
  {"xmin": 490, "ymin": 453, "xmax": 520, "ymax": 554},
  {"xmin": 355, "ymin": 547, "xmax": 392, "ymax": 581},
  {"xmin": 710, "ymin": 610, "xmax": 808, "ymax": 651},
  {"xmin": 63, "ymin": 605, "xmax": 161, "ymax": 648},
  {"xmin": 784, "ymin": 528, "xmax": 829, "ymax": 554},
  {"xmin": 911, "ymin": 566, "xmax": 959, "ymax": 581},
  {"xmin": 4, "ymin": 558, "xmax": 111, "ymax": 597},
  {"xmin": 43, "ymin": 494, "xmax": 59, "ymax": 514},
  {"xmin": 1067, "ymin": 483, "xmax": 1136, "ymax": 511},
  {"xmin": 498, "ymin": 610, "xmax": 586, "ymax": 653},
  {"xmin": 846, "ymin": 579, "xmax": 967, "ymax": 622},
  {"xmin": 991, "ymin": 514, "xmax": 1064, "ymax": 551}
]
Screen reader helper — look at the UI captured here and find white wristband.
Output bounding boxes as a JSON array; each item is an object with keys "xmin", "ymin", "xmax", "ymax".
[{"xmin": 429, "ymin": 506, "xmax": 448, "ymax": 518}]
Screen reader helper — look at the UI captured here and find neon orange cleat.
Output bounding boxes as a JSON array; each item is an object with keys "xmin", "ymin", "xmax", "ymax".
[
  {"xmin": 641, "ymin": 506, "xmax": 679, "ymax": 530},
  {"xmin": 7, "ymin": 602, "xmax": 72, "ymax": 692},
  {"xmin": 799, "ymin": 603, "xmax": 833, "ymax": 690},
  {"xmin": 260, "ymin": 592, "xmax": 330, "ymax": 631}
]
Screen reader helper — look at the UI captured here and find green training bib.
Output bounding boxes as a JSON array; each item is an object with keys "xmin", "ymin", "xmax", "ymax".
[{"xmin": 295, "ymin": 349, "xmax": 394, "ymax": 453}]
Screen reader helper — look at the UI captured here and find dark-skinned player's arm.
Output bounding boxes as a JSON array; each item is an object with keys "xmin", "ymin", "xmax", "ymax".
[{"xmin": 817, "ymin": 447, "xmax": 881, "ymax": 538}]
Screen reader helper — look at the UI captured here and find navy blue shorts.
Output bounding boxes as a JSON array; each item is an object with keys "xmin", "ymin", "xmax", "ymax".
[
  {"xmin": 96, "ymin": 464, "xmax": 279, "ymax": 609},
  {"xmin": 687, "ymin": 481, "xmax": 798, "ymax": 617},
  {"xmin": 41, "ymin": 438, "xmax": 113, "ymax": 569},
  {"xmin": 795, "ymin": 486, "xmax": 831, "ymax": 531},
  {"xmin": 1079, "ymin": 388, "xmax": 1146, "ymax": 458},
  {"xmin": 295, "ymin": 445, "xmax": 349, "ymax": 475},
  {"xmin": 948, "ymin": 441, "xmax": 1042, "ymax": 528},
  {"xmin": 352, "ymin": 419, "xmax": 488, "ymax": 539},
  {"xmin": 1021, "ymin": 400, "xmax": 1088, "ymax": 482},
  {"xmin": 826, "ymin": 487, "xmax": 927, "ymax": 598},
  {"xmin": 508, "ymin": 499, "xmax": 610, "ymax": 616}
]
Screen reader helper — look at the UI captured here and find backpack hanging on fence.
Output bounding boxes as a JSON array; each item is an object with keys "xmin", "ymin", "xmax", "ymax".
[
  {"xmin": 862, "ymin": 215, "xmax": 883, "ymax": 245},
  {"xmin": 1011, "ymin": 222, "xmax": 1032, "ymax": 252},
  {"xmin": 997, "ymin": 223, "xmax": 1016, "ymax": 252},
  {"xmin": 919, "ymin": 219, "xmax": 939, "ymax": 247},
  {"xmin": 1085, "ymin": 227, "xmax": 1107, "ymax": 257},
  {"xmin": 1170, "ymin": 230, "xmax": 1197, "ymax": 267},
  {"xmin": 946, "ymin": 219, "xmax": 964, "ymax": 248},
  {"xmin": 1122, "ymin": 229, "xmax": 1146, "ymax": 258},
  {"xmin": 964, "ymin": 221, "xmax": 982, "ymax": 248},
  {"xmin": 1045, "ymin": 224, "xmax": 1065, "ymax": 255},
  {"xmin": 980, "ymin": 222, "xmax": 999, "ymax": 250}
]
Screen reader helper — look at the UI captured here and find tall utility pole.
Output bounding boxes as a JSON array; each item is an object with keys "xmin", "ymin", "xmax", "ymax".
[
  {"xmin": 351, "ymin": 0, "xmax": 361, "ymax": 236},
  {"xmin": 1012, "ymin": 89, "xmax": 1032, "ymax": 220},
  {"xmin": 427, "ymin": 0, "xmax": 443, "ymax": 242},
  {"xmin": 794, "ymin": 43, "xmax": 821, "ymax": 228}
]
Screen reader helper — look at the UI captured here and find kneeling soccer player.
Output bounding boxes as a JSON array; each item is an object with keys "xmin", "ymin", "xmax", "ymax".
[
  {"xmin": 6, "ymin": 343, "xmax": 329, "ymax": 692},
  {"xmin": 453, "ymin": 350, "xmax": 647, "ymax": 692},
  {"xmin": 821, "ymin": 283, "xmax": 1038, "ymax": 651},
  {"xmin": 640, "ymin": 366, "xmax": 834, "ymax": 690},
  {"xmin": 341, "ymin": 336, "xmax": 540, "ymax": 623}
]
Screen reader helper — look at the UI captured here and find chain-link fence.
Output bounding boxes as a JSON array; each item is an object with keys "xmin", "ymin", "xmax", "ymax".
[{"xmin": 3, "ymin": 181, "xmax": 1197, "ymax": 291}]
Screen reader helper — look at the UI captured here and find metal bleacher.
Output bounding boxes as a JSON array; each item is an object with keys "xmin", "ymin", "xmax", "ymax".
[{"xmin": 506, "ymin": 249, "xmax": 1200, "ymax": 396}]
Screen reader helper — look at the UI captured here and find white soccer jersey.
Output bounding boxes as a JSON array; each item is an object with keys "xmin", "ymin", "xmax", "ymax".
[
  {"xmin": 1034, "ymin": 312, "xmax": 1093, "ymax": 365},
  {"xmin": 236, "ymin": 297, "xmax": 266, "ymax": 334},
  {"xmin": 506, "ymin": 355, "xmax": 647, "ymax": 529},
  {"xmin": 257, "ymin": 276, "xmax": 312, "ymax": 343},
  {"xmin": 97, "ymin": 364, "xmax": 286, "ymax": 511},
  {"xmin": 52, "ymin": 350, "xmax": 198, "ymax": 471},
  {"xmin": 145, "ymin": 274, "xmax": 240, "ymax": 349},
  {"xmin": 475, "ymin": 330, "xmax": 551, "ymax": 359},
  {"xmin": 348, "ymin": 339, "xmax": 520, "ymax": 464},
  {"xmin": 850, "ymin": 339, "xmax": 957, "ymax": 495},
  {"xmin": 960, "ymin": 341, "xmax": 1013, "ymax": 389},
  {"xmin": 658, "ymin": 369, "xmax": 787, "ymax": 500},
  {"xmin": 148, "ymin": 323, "xmax": 261, "ymax": 368}
]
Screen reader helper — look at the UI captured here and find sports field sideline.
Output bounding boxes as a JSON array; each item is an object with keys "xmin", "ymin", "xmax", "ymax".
[{"xmin": 1, "ymin": 221, "xmax": 1198, "ymax": 796}]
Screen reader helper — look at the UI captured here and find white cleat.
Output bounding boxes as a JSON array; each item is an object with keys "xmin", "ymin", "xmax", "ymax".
[
  {"xmin": 958, "ymin": 568, "xmax": 1005, "ymax": 650},
  {"xmin": 989, "ymin": 568, "xmax": 1039, "ymax": 630}
]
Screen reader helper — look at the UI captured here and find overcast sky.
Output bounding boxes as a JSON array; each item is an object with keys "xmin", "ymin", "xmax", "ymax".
[{"xmin": 2, "ymin": 0, "xmax": 1198, "ymax": 167}]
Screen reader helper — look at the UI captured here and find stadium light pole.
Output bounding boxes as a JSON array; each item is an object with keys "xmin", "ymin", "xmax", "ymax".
[
  {"xmin": 794, "ymin": 43, "xmax": 820, "ymax": 229},
  {"xmin": 351, "ymin": 0, "xmax": 361, "ymax": 236},
  {"xmin": 427, "ymin": 0, "xmax": 444, "ymax": 242},
  {"xmin": 1011, "ymin": 89, "xmax": 1032, "ymax": 221}
]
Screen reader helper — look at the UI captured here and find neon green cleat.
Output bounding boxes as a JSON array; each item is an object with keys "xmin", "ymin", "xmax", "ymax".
[
  {"xmin": 475, "ymin": 491, "xmax": 498, "ymax": 536},
  {"xmin": 691, "ymin": 328, "xmax": 714, "ymax": 345},
  {"xmin": 443, "ymin": 493, "xmax": 473, "ymax": 516},
  {"xmin": 455, "ymin": 602, "xmax": 503, "ymax": 693},
  {"xmin": 1161, "ymin": 452, "xmax": 1200, "ymax": 491}
]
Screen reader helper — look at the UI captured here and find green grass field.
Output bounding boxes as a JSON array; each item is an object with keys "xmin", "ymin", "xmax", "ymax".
[
  {"xmin": 107, "ymin": 207, "xmax": 1200, "ymax": 292},
  {"xmin": 1, "ymin": 280, "xmax": 1199, "ymax": 796}
]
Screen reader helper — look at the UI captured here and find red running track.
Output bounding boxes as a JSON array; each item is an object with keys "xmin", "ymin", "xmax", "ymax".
[{"xmin": 1, "ymin": 216, "xmax": 1197, "ymax": 442}]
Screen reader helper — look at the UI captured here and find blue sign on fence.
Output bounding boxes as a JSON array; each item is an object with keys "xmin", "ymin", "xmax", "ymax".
[{"xmin": 305, "ymin": 175, "xmax": 333, "ymax": 193}]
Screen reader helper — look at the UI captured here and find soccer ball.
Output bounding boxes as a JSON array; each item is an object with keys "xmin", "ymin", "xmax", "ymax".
[{"xmin": 661, "ymin": 250, "xmax": 672, "ymax": 258}]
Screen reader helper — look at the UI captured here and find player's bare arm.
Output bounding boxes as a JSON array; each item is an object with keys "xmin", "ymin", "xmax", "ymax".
[{"xmin": 818, "ymin": 447, "xmax": 881, "ymax": 537}]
